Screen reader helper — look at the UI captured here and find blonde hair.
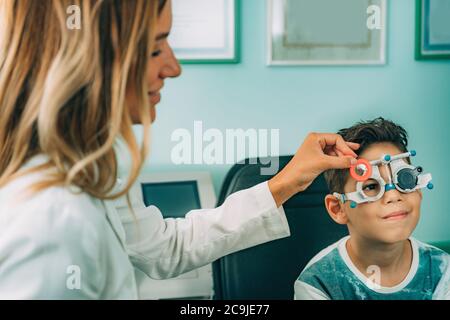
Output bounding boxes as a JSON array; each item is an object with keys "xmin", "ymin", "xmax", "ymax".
[{"xmin": 0, "ymin": 0, "xmax": 162, "ymax": 200}]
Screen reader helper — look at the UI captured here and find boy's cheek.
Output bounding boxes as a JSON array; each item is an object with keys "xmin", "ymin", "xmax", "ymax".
[
  {"xmin": 416, "ymin": 189, "xmax": 423, "ymax": 200},
  {"xmin": 355, "ymin": 202, "xmax": 379, "ymax": 217},
  {"xmin": 406, "ymin": 191, "xmax": 423, "ymax": 210},
  {"xmin": 346, "ymin": 205, "xmax": 377, "ymax": 224}
]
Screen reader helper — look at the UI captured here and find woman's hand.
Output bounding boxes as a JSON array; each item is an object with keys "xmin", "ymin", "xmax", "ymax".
[{"xmin": 268, "ymin": 133, "xmax": 360, "ymax": 207}]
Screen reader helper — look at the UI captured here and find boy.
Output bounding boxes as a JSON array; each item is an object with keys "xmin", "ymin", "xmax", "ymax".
[{"xmin": 294, "ymin": 117, "xmax": 450, "ymax": 300}]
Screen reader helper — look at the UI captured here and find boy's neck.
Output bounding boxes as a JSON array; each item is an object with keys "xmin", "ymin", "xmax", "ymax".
[{"xmin": 346, "ymin": 235, "xmax": 413, "ymax": 288}]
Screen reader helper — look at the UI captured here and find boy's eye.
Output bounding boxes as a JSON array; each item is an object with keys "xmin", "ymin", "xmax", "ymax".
[
  {"xmin": 361, "ymin": 180, "xmax": 381, "ymax": 198},
  {"xmin": 151, "ymin": 50, "xmax": 162, "ymax": 58},
  {"xmin": 363, "ymin": 184, "xmax": 378, "ymax": 191}
]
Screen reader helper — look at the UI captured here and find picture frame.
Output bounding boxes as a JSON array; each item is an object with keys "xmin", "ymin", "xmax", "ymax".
[
  {"xmin": 267, "ymin": 0, "xmax": 387, "ymax": 66},
  {"xmin": 169, "ymin": 0, "xmax": 240, "ymax": 64},
  {"xmin": 415, "ymin": 0, "xmax": 450, "ymax": 60}
]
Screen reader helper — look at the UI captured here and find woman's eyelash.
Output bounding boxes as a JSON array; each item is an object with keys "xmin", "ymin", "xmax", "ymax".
[{"xmin": 151, "ymin": 50, "xmax": 162, "ymax": 57}]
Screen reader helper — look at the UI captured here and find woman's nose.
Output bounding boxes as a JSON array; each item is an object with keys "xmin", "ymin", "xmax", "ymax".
[{"xmin": 161, "ymin": 49, "xmax": 182, "ymax": 79}]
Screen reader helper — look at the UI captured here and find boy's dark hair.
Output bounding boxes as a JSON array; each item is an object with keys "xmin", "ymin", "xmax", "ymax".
[{"xmin": 324, "ymin": 117, "xmax": 409, "ymax": 193}]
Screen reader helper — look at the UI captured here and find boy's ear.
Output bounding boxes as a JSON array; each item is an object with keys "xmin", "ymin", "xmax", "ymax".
[{"xmin": 324, "ymin": 194, "xmax": 349, "ymax": 225}]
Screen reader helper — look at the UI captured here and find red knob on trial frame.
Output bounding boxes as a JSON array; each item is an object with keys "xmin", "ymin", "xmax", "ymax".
[{"xmin": 350, "ymin": 158, "xmax": 372, "ymax": 182}]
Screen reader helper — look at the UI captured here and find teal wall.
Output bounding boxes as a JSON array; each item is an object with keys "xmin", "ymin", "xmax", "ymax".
[{"xmin": 136, "ymin": 0, "xmax": 450, "ymax": 242}]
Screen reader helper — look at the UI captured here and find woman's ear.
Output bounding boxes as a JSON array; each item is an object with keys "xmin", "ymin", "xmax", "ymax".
[{"xmin": 324, "ymin": 194, "xmax": 349, "ymax": 225}]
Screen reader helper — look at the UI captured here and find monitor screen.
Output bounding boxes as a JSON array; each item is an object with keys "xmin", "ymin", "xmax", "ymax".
[{"xmin": 141, "ymin": 180, "xmax": 201, "ymax": 218}]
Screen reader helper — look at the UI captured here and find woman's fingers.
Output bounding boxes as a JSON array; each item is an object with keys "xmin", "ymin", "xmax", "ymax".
[
  {"xmin": 335, "ymin": 136, "xmax": 359, "ymax": 158},
  {"xmin": 346, "ymin": 142, "xmax": 360, "ymax": 149},
  {"xmin": 324, "ymin": 147, "xmax": 341, "ymax": 157},
  {"xmin": 268, "ymin": 132, "xmax": 360, "ymax": 207},
  {"xmin": 327, "ymin": 151, "xmax": 338, "ymax": 157},
  {"xmin": 324, "ymin": 155, "xmax": 357, "ymax": 169},
  {"xmin": 334, "ymin": 147, "xmax": 344, "ymax": 157},
  {"xmin": 317, "ymin": 133, "xmax": 359, "ymax": 158}
]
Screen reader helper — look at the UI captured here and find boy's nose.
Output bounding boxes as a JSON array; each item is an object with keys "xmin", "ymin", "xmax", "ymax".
[{"xmin": 383, "ymin": 188, "xmax": 403, "ymax": 204}]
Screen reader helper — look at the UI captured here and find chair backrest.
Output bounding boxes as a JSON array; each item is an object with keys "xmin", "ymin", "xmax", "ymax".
[{"xmin": 212, "ymin": 156, "xmax": 348, "ymax": 299}]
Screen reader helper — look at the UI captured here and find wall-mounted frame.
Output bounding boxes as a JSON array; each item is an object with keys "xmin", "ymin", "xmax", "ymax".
[
  {"xmin": 169, "ymin": 0, "xmax": 240, "ymax": 64},
  {"xmin": 267, "ymin": 0, "xmax": 387, "ymax": 66},
  {"xmin": 415, "ymin": 0, "xmax": 450, "ymax": 60}
]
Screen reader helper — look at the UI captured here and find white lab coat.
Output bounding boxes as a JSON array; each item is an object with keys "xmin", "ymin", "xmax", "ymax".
[{"xmin": 0, "ymin": 155, "xmax": 291, "ymax": 299}]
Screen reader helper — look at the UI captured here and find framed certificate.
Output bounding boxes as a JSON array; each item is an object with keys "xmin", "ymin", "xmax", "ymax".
[
  {"xmin": 169, "ymin": 0, "xmax": 240, "ymax": 64},
  {"xmin": 267, "ymin": 0, "xmax": 387, "ymax": 66},
  {"xmin": 415, "ymin": 0, "xmax": 450, "ymax": 60}
]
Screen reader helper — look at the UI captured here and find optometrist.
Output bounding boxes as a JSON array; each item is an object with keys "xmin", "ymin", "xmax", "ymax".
[{"xmin": 0, "ymin": 0, "xmax": 359, "ymax": 299}]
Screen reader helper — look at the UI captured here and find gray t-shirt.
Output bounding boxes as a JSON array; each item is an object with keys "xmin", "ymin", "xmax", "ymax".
[{"xmin": 295, "ymin": 236, "xmax": 450, "ymax": 300}]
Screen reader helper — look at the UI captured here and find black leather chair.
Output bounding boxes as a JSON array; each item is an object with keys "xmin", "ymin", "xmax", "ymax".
[{"xmin": 212, "ymin": 156, "xmax": 348, "ymax": 299}]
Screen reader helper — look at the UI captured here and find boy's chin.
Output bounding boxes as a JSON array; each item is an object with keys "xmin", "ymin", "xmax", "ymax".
[{"xmin": 373, "ymin": 229, "xmax": 413, "ymax": 245}]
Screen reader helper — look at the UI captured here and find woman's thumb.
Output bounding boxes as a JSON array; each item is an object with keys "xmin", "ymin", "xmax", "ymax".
[{"xmin": 326, "ymin": 155, "xmax": 357, "ymax": 170}]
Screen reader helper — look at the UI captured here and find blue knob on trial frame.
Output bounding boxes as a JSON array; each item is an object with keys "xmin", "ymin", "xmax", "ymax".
[
  {"xmin": 427, "ymin": 182, "xmax": 434, "ymax": 190},
  {"xmin": 350, "ymin": 201, "xmax": 357, "ymax": 209},
  {"xmin": 385, "ymin": 184, "xmax": 396, "ymax": 191}
]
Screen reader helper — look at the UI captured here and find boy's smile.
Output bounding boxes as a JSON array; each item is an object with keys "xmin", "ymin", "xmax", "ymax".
[{"xmin": 382, "ymin": 210, "xmax": 410, "ymax": 221}]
